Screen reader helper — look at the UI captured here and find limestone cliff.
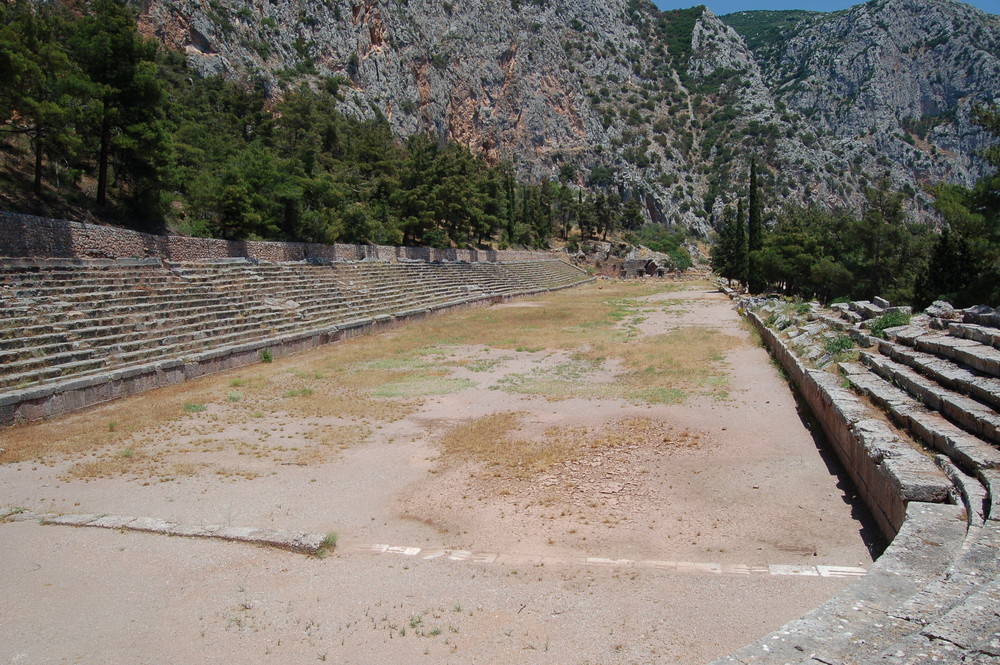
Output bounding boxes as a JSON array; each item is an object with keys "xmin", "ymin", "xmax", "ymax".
[
  {"xmin": 732, "ymin": 0, "xmax": 1000, "ymax": 195},
  {"xmin": 134, "ymin": 0, "xmax": 999, "ymax": 233}
]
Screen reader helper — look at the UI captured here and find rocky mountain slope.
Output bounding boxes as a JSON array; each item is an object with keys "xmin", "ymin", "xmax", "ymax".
[
  {"xmin": 725, "ymin": 0, "xmax": 1000, "ymax": 200},
  {"xmin": 134, "ymin": 0, "xmax": 999, "ymax": 234}
]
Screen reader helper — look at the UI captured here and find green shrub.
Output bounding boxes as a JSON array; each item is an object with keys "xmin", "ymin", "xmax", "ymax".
[
  {"xmin": 825, "ymin": 334, "xmax": 855, "ymax": 354},
  {"xmin": 260, "ymin": 348, "xmax": 273, "ymax": 363},
  {"xmin": 869, "ymin": 310, "xmax": 912, "ymax": 338}
]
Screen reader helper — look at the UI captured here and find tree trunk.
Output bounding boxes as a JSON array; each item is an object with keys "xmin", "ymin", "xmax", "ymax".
[
  {"xmin": 33, "ymin": 127, "xmax": 43, "ymax": 196},
  {"xmin": 96, "ymin": 104, "xmax": 111, "ymax": 207}
]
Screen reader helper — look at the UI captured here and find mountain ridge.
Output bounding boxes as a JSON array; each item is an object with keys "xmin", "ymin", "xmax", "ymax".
[{"xmin": 132, "ymin": 0, "xmax": 999, "ymax": 233}]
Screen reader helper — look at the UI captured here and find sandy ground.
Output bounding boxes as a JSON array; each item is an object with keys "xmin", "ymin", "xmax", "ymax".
[{"xmin": 0, "ymin": 282, "xmax": 876, "ymax": 665}]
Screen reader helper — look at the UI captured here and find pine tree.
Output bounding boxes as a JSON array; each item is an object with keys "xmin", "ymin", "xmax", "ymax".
[
  {"xmin": 71, "ymin": 0, "xmax": 168, "ymax": 210},
  {"xmin": 0, "ymin": 4, "xmax": 89, "ymax": 195}
]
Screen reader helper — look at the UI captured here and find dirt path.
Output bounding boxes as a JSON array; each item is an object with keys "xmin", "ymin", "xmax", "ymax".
[{"xmin": 0, "ymin": 281, "xmax": 875, "ymax": 665}]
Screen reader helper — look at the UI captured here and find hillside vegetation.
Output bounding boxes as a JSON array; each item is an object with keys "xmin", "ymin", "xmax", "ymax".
[
  {"xmin": 1, "ymin": 0, "xmax": 998, "ymax": 267},
  {"xmin": 712, "ymin": 106, "xmax": 1000, "ymax": 307},
  {"xmin": 0, "ymin": 0, "xmax": 645, "ymax": 248},
  {"xmin": 719, "ymin": 10, "xmax": 823, "ymax": 52}
]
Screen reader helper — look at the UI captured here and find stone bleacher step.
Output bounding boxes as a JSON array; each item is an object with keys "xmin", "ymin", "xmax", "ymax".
[
  {"xmin": 891, "ymin": 509, "xmax": 1000, "ymax": 618},
  {"xmin": 877, "ymin": 338, "xmax": 1000, "ymax": 412},
  {"xmin": 861, "ymin": 351, "xmax": 1000, "ymax": 446},
  {"xmin": 0, "ymin": 346, "xmax": 99, "ymax": 378},
  {"xmin": 0, "ymin": 340, "xmax": 79, "ymax": 365},
  {"xmin": 841, "ymin": 363, "xmax": 1000, "ymax": 474},
  {"xmin": 913, "ymin": 334, "xmax": 1000, "ymax": 379},
  {"xmin": 0, "ymin": 328, "xmax": 69, "ymax": 352},
  {"xmin": 949, "ymin": 322, "xmax": 1000, "ymax": 351},
  {"xmin": 0, "ymin": 356, "xmax": 109, "ymax": 390},
  {"xmin": 916, "ymin": 572, "xmax": 1000, "ymax": 658}
]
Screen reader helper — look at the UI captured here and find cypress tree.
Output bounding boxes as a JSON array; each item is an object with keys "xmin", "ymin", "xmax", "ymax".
[
  {"xmin": 734, "ymin": 198, "xmax": 748, "ymax": 287},
  {"xmin": 711, "ymin": 206, "xmax": 736, "ymax": 283},
  {"xmin": 746, "ymin": 157, "xmax": 765, "ymax": 293}
]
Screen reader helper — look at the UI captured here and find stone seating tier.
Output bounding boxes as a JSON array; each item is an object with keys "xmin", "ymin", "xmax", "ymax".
[
  {"xmin": 713, "ymin": 291, "xmax": 1000, "ymax": 665},
  {"xmin": 0, "ymin": 257, "xmax": 591, "ymax": 425}
]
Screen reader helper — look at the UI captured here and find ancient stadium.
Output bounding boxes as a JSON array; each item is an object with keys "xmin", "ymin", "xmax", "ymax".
[{"xmin": 1, "ymin": 213, "xmax": 997, "ymax": 664}]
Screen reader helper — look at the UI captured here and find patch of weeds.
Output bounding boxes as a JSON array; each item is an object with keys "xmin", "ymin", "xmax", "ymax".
[
  {"xmin": 825, "ymin": 334, "xmax": 855, "ymax": 355},
  {"xmin": 868, "ymin": 310, "xmax": 911, "ymax": 338},
  {"xmin": 291, "ymin": 369, "xmax": 325, "ymax": 380},
  {"xmin": 107, "ymin": 421, "xmax": 117, "ymax": 432},
  {"xmin": 283, "ymin": 388, "xmax": 314, "ymax": 398},
  {"xmin": 605, "ymin": 298, "xmax": 639, "ymax": 322},
  {"xmin": 354, "ymin": 355, "xmax": 436, "ymax": 371},
  {"xmin": 373, "ymin": 377, "xmax": 474, "ymax": 398},
  {"xmin": 183, "ymin": 402, "xmax": 207, "ymax": 413},
  {"xmin": 229, "ymin": 379, "xmax": 245, "ymax": 387},
  {"xmin": 117, "ymin": 448, "xmax": 134, "ymax": 458},
  {"xmin": 315, "ymin": 532, "xmax": 338, "ymax": 558},
  {"xmin": 739, "ymin": 317, "xmax": 764, "ymax": 347},
  {"xmin": 2, "ymin": 506, "xmax": 28, "ymax": 521},
  {"xmin": 227, "ymin": 391, "xmax": 244, "ymax": 403},
  {"xmin": 496, "ymin": 357, "xmax": 602, "ymax": 399},
  {"xmin": 260, "ymin": 349, "xmax": 273, "ymax": 363},
  {"xmin": 464, "ymin": 358, "xmax": 502, "ymax": 373},
  {"xmin": 514, "ymin": 346, "xmax": 543, "ymax": 353},
  {"xmin": 627, "ymin": 386, "xmax": 688, "ymax": 404}
]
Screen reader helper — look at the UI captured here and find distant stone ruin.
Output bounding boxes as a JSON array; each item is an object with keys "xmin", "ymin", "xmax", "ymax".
[{"xmin": 715, "ymin": 289, "xmax": 1000, "ymax": 664}]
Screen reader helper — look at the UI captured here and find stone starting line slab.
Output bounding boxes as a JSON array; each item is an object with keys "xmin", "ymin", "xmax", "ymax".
[
  {"xmin": 344, "ymin": 542, "xmax": 866, "ymax": 578},
  {"xmin": 1, "ymin": 508, "xmax": 867, "ymax": 579}
]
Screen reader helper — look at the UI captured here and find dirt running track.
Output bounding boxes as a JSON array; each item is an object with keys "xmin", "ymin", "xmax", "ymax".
[{"xmin": 0, "ymin": 282, "xmax": 875, "ymax": 664}]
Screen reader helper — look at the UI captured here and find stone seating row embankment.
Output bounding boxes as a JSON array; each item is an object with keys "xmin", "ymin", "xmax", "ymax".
[
  {"xmin": 0, "ymin": 256, "xmax": 592, "ymax": 427},
  {"xmin": 712, "ymin": 291, "xmax": 999, "ymax": 664}
]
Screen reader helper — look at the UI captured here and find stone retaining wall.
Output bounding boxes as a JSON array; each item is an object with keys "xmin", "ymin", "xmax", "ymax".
[
  {"xmin": 0, "ymin": 211, "xmax": 558, "ymax": 264},
  {"xmin": 749, "ymin": 312, "xmax": 951, "ymax": 539}
]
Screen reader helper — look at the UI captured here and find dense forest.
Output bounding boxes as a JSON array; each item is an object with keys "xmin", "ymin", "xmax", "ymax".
[
  {"xmin": 0, "ymin": 0, "xmax": 648, "ymax": 249},
  {"xmin": 711, "ymin": 106, "xmax": 1000, "ymax": 308}
]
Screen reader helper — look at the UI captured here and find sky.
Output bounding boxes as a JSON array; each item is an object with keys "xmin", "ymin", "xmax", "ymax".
[{"xmin": 652, "ymin": 0, "xmax": 999, "ymax": 16}]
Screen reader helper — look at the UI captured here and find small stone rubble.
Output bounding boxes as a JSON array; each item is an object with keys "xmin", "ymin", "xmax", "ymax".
[{"xmin": 714, "ymin": 287, "xmax": 1000, "ymax": 665}]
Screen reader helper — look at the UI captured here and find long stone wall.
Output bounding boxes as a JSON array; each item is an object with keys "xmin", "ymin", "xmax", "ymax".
[
  {"xmin": 0, "ymin": 211, "xmax": 559, "ymax": 263},
  {"xmin": 748, "ymin": 311, "xmax": 951, "ymax": 539},
  {"xmin": 710, "ymin": 294, "xmax": 1000, "ymax": 665}
]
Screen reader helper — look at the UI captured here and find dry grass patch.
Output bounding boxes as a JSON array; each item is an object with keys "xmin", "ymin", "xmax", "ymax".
[
  {"xmin": 614, "ymin": 325, "xmax": 742, "ymax": 399},
  {"xmin": 0, "ymin": 375, "xmax": 245, "ymax": 464},
  {"xmin": 65, "ymin": 448, "xmax": 152, "ymax": 480},
  {"xmin": 0, "ymin": 279, "xmax": 713, "ymax": 467},
  {"xmin": 496, "ymin": 326, "xmax": 742, "ymax": 404},
  {"xmin": 436, "ymin": 412, "xmax": 577, "ymax": 478},
  {"xmin": 436, "ymin": 414, "xmax": 708, "ymax": 482}
]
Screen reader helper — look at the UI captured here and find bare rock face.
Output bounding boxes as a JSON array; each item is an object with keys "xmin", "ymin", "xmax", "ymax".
[
  {"xmin": 744, "ymin": 0, "xmax": 1000, "ymax": 196},
  {"xmin": 133, "ymin": 0, "xmax": 999, "ymax": 234}
]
